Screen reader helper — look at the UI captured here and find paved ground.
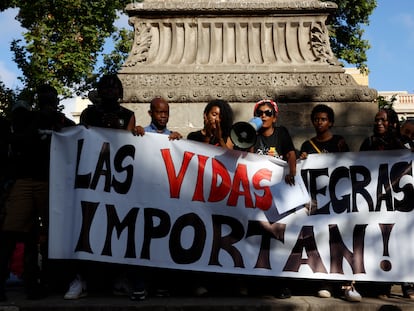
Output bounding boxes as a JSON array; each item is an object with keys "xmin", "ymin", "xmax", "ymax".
[{"xmin": 2, "ymin": 285, "xmax": 414, "ymax": 311}]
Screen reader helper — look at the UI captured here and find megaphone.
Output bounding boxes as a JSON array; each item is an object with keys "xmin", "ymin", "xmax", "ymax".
[{"xmin": 230, "ymin": 117, "xmax": 263, "ymax": 150}]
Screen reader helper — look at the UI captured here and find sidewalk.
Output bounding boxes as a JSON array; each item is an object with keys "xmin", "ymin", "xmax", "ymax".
[{"xmin": 2, "ymin": 285, "xmax": 414, "ymax": 311}]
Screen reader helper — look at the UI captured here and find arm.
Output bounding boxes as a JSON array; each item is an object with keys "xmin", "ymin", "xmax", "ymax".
[
  {"xmin": 168, "ymin": 131, "xmax": 183, "ymax": 140},
  {"xmin": 133, "ymin": 125, "xmax": 145, "ymax": 136},
  {"xmin": 126, "ymin": 114, "xmax": 136, "ymax": 131},
  {"xmin": 284, "ymin": 150, "xmax": 297, "ymax": 185},
  {"xmin": 212, "ymin": 120, "xmax": 229, "ymax": 148}
]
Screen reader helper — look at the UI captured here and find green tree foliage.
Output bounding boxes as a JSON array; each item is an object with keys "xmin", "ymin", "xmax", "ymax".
[
  {"xmin": 99, "ymin": 28, "xmax": 134, "ymax": 76},
  {"xmin": 3, "ymin": 0, "xmax": 130, "ymax": 99},
  {"xmin": 325, "ymin": 0, "xmax": 377, "ymax": 72},
  {"xmin": 377, "ymin": 94, "xmax": 397, "ymax": 110}
]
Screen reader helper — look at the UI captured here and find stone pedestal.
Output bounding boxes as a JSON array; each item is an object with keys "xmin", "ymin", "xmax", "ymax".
[{"xmin": 118, "ymin": 0, "xmax": 377, "ymax": 151}]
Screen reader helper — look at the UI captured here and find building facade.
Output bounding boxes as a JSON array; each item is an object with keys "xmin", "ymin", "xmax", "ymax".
[{"xmin": 344, "ymin": 67, "xmax": 414, "ymax": 120}]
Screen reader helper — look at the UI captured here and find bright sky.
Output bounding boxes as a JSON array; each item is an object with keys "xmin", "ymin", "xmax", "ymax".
[
  {"xmin": 364, "ymin": 0, "xmax": 414, "ymax": 92},
  {"xmin": 0, "ymin": 0, "xmax": 413, "ymax": 93}
]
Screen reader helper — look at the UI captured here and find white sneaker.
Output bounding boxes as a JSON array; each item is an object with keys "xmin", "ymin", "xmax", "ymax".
[
  {"xmin": 317, "ymin": 289, "xmax": 331, "ymax": 298},
  {"xmin": 64, "ymin": 275, "xmax": 87, "ymax": 300},
  {"xmin": 343, "ymin": 282, "xmax": 362, "ymax": 302}
]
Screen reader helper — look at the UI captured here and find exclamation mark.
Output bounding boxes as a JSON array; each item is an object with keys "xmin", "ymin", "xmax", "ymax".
[{"xmin": 379, "ymin": 223, "xmax": 394, "ymax": 272}]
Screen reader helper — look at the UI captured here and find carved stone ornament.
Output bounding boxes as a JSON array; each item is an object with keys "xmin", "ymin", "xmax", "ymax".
[
  {"xmin": 119, "ymin": 0, "xmax": 377, "ymax": 103},
  {"xmin": 120, "ymin": 73, "xmax": 376, "ymax": 103}
]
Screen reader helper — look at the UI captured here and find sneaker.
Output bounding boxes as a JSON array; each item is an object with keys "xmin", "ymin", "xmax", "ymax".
[
  {"xmin": 113, "ymin": 276, "xmax": 133, "ymax": 296},
  {"xmin": 343, "ymin": 282, "xmax": 362, "ymax": 302},
  {"xmin": 402, "ymin": 283, "xmax": 414, "ymax": 299},
  {"xmin": 64, "ymin": 275, "xmax": 87, "ymax": 300},
  {"xmin": 407, "ymin": 289, "xmax": 414, "ymax": 299},
  {"xmin": 130, "ymin": 289, "xmax": 146, "ymax": 301},
  {"xmin": 317, "ymin": 289, "xmax": 331, "ymax": 298},
  {"xmin": 275, "ymin": 287, "xmax": 291, "ymax": 299}
]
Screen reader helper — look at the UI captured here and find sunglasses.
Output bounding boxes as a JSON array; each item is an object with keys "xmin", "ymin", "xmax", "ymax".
[{"xmin": 255, "ymin": 110, "xmax": 273, "ymax": 117}]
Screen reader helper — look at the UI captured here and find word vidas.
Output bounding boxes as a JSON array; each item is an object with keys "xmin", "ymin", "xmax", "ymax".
[{"xmin": 74, "ymin": 139, "xmax": 279, "ymax": 211}]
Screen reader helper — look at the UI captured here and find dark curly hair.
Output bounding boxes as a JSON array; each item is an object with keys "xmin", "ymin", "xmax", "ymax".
[
  {"xmin": 204, "ymin": 99, "xmax": 234, "ymax": 140},
  {"xmin": 376, "ymin": 108, "xmax": 400, "ymax": 138},
  {"xmin": 311, "ymin": 104, "xmax": 334, "ymax": 124}
]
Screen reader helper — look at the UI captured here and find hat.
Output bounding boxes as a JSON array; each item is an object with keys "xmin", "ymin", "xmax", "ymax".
[{"xmin": 253, "ymin": 99, "xmax": 279, "ymax": 114}]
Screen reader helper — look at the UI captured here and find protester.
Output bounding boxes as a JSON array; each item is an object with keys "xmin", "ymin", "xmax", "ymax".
[
  {"xmin": 64, "ymin": 74, "xmax": 146, "ymax": 301},
  {"xmin": 186, "ymin": 99, "xmax": 248, "ymax": 297},
  {"xmin": 80, "ymin": 74, "xmax": 135, "ymax": 130},
  {"xmin": 400, "ymin": 119, "xmax": 414, "ymax": 145},
  {"xmin": 299, "ymin": 104, "xmax": 349, "ymax": 159},
  {"xmin": 141, "ymin": 96, "xmax": 182, "ymax": 297},
  {"xmin": 187, "ymin": 99, "xmax": 234, "ymax": 148},
  {"xmin": 0, "ymin": 116, "xmax": 11, "ymax": 182},
  {"xmin": 358, "ymin": 107, "xmax": 405, "ymax": 299},
  {"xmin": 0, "ymin": 116, "xmax": 11, "ymax": 302},
  {"xmin": 251, "ymin": 99, "xmax": 296, "ymax": 186},
  {"xmin": 0, "ymin": 85, "xmax": 75, "ymax": 301},
  {"xmin": 298, "ymin": 104, "xmax": 361, "ymax": 302},
  {"xmin": 359, "ymin": 108, "xmax": 406, "ymax": 151},
  {"xmin": 0, "ymin": 115, "xmax": 11, "ymax": 217},
  {"xmin": 144, "ymin": 96, "xmax": 182, "ymax": 140},
  {"xmin": 399, "ymin": 119, "xmax": 414, "ymax": 299},
  {"xmin": 299, "ymin": 103, "xmax": 349, "ymax": 213},
  {"xmin": 247, "ymin": 99, "xmax": 296, "ymax": 299}
]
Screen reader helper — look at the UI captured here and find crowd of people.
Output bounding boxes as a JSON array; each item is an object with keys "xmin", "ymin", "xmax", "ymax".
[{"xmin": 1, "ymin": 74, "xmax": 414, "ymax": 303}]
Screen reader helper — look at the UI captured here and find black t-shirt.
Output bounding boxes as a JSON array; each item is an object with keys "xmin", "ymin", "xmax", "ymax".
[
  {"xmin": 9, "ymin": 109, "xmax": 75, "ymax": 180},
  {"xmin": 80, "ymin": 105, "xmax": 133, "ymax": 130},
  {"xmin": 253, "ymin": 126, "xmax": 295, "ymax": 160},
  {"xmin": 300, "ymin": 135, "xmax": 349, "ymax": 154},
  {"xmin": 359, "ymin": 135, "xmax": 406, "ymax": 151},
  {"xmin": 187, "ymin": 130, "xmax": 222, "ymax": 146}
]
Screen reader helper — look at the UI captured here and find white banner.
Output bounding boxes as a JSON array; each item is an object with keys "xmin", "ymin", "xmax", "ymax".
[{"xmin": 49, "ymin": 126, "xmax": 414, "ymax": 282}]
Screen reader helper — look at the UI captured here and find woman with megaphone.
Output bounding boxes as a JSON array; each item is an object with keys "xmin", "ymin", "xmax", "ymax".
[{"xmin": 251, "ymin": 99, "xmax": 297, "ymax": 186}]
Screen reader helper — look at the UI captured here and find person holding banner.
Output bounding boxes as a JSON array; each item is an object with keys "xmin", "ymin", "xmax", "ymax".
[
  {"xmin": 360, "ymin": 108, "xmax": 406, "ymax": 152},
  {"xmin": 187, "ymin": 99, "xmax": 234, "ymax": 149},
  {"xmin": 80, "ymin": 74, "xmax": 136, "ymax": 131},
  {"xmin": 140, "ymin": 96, "xmax": 182, "ymax": 297},
  {"xmin": 299, "ymin": 104, "xmax": 349, "ymax": 216},
  {"xmin": 299, "ymin": 104, "xmax": 362, "ymax": 302},
  {"xmin": 252, "ymin": 99, "xmax": 296, "ymax": 186},
  {"xmin": 0, "ymin": 84, "xmax": 75, "ymax": 301},
  {"xmin": 400, "ymin": 119, "xmax": 414, "ymax": 146},
  {"xmin": 399, "ymin": 120, "xmax": 414, "ymax": 299},
  {"xmin": 249, "ymin": 99, "xmax": 297, "ymax": 299},
  {"xmin": 143, "ymin": 97, "xmax": 183, "ymax": 141},
  {"xmin": 186, "ymin": 99, "xmax": 250, "ymax": 297},
  {"xmin": 299, "ymin": 104, "xmax": 349, "ymax": 159},
  {"xmin": 64, "ymin": 74, "xmax": 147, "ymax": 301},
  {"xmin": 358, "ymin": 108, "xmax": 405, "ymax": 299}
]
